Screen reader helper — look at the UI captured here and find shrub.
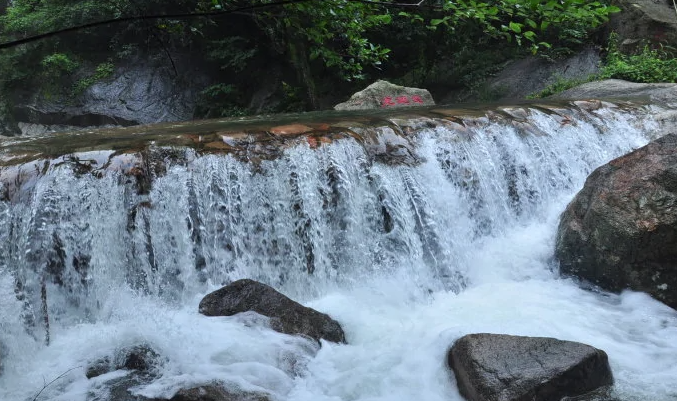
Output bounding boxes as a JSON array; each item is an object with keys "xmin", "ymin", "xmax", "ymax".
[{"xmin": 600, "ymin": 34, "xmax": 677, "ymax": 83}]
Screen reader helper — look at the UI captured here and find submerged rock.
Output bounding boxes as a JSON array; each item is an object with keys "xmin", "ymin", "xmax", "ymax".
[
  {"xmin": 199, "ymin": 279, "xmax": 346, "ymax": 343},
  {"xmin": 86, "ymin": 344, "xmax": 164, "ymax": 401},
  {"xmin": 448, "ymin": 333, "xmax": 613, "ymax": 401},
  {"xmin": 86, "ymin": 344, "xmax": 162, "ymax": 379},
  {"xmin": 334, "ymin": 80, "xmax": 434, "ymax": 111},
  {"xmin": 556, "ymin": 133, "xmax": 677, "ymax": 309},
  {"xmin": 147, "ymin": 384, "xmax": 270, "ymax": 401}
]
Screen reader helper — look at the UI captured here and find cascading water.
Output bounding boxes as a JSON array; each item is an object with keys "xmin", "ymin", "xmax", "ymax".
[{"xmin": 0, "ymin": 104, "xmax": 676, "ymax": 401}]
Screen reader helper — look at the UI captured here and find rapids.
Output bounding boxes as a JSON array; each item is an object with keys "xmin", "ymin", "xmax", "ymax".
[{"xmin": 0, "ymin": 104, "xmax": 676, "ymax": 401}]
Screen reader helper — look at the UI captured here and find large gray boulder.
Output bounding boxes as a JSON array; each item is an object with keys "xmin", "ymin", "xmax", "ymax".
[
  {"xmin": 448, "ymin": 334, "xmax": 613, "ymax": 401},
  {"xmin": 556, "ymin": 134, "xmax": 677, "ymax": 310},
  {"xmin": 553, "ymin": 79, "xmax": 677, "ymax": 107},
  {"xmin": 334, "ymin": 80, "xmax": 434, "ymax": 111},
  {"xmin": 608, "ymin": 0, "xmax": 677, "ymax": 49},
  {"xmin": 199, "ymin": 279, "xmax": 346, "ymax": 344}
]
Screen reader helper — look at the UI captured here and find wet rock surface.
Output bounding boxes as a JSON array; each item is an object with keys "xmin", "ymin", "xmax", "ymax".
[
  {"xmin": 86, "ymin": 344, "xmax": 162, "ymax": 379},
  {"xmin": 334, "ymin": 80, "xmax": 435, "ymax": 111},
  {"xmin": 448, "ymin": 333, "xmax": 613, "ymax": 401},
  {"xmin": 146, "ymin": 384, "xmax": 271, "ymax": 401},
  {"xmin": 556, "ymin": 133, "xmax": 677, "ymax": 309},
  {"xmin": 199, "ymin": 279, "xmax": 346, "ymax": 343},
  {"xmin": 86, "ymin": 344, "xmax": 163, "ymax": 401}
]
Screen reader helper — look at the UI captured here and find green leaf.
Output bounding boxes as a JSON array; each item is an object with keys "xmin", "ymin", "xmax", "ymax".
[{"xmin": 509, "ymin": 21, "xmax": 522, "ymax": 33}]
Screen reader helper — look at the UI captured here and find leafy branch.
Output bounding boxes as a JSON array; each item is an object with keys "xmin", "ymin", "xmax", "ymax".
[{"xmin": 0, "ymin": 0, "xmax": 432, "ymax": 50}]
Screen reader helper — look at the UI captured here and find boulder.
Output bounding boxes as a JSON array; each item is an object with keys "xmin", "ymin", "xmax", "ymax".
[
  {"xmin": 148, "ymin": 384, "xmax": 270, "ymax": 401},
  {"xmin": 607, "ymin": 0, "xmax": 677, "ymax": 49},
  {"xmin": 86, "ymin": 344, "xmax": 164, "ymax": 401},
  {"xmin": 556, "ymin": 134, "xmax": 677, "ymax": 309},
  {"xmin": 482, "ymin": 47, "xmax": 602, "ymax": 102},
  {"xmin": 334, "ymin": 80, "xmax": 434, "ymax": 111},
  {"xmin": 448, "ymin": 333, "xmax": 613, "ymax": 401},
  {"xmin": 553, "ymin": 79, "xmax": 677, "ymax": 107},
  {"xmin": 199, "ymin": 279, "xmax": 346, "ymax": 343},
  {"xmin": 86, "ymin": 344, "xmax": 162, "ymax": 379}
]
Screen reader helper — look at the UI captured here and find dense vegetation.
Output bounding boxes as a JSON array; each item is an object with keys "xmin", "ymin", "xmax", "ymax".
[
  {"xmin": 0, "ymin": 0, "xmax": 621, "ymax": 116},
  {"xmin": 529, "ymin": 33, "xmax": 677, "ymax": 99}
]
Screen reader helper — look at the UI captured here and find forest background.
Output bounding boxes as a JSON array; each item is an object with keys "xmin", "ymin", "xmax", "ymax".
[{"xmin": 0, "ymin": 0, "xmax": 671, "ymax": 121}]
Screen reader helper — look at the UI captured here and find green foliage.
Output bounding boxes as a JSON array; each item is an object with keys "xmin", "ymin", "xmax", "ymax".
[
  {"xmin": 527, "ymin": 75, "xmax": 595, "ymax": 98},
  {"xmin": 600, "ymin": 34, "xmax": 677, "ymax": 83},
  {"xmin": 72, "ymin": 61, "xmax": 115, "ymax": 94},
  {"xmin": 41, "ymin": 53, "xmax": 79, "ymax": 75},
  {"xmin": 0, "ymin": 0, "xmax": 623, "ymax": 114},
  {"xmin": 401, "ymin": 0, "xmax": 619, "ymax": 54},
  {"xmin": 195, "ymin": 83, "xmax": 248, "ymax": 118}
]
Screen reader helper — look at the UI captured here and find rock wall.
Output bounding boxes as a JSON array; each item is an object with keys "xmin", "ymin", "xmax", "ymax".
[{"xmin": 7, "ymin": 53, "xmax": 212, "ymax": 135}]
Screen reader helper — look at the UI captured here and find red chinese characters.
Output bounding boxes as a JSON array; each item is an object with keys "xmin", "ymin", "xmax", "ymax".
[
  {"xmin": 381, "ymin": 96, "xmax": 396, "ymax": 107},
  {"xmin": 381, "ymin": 95, "xmax": 425, "ymax": 107}
]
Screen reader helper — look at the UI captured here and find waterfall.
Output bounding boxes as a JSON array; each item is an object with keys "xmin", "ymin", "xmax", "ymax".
[{"xmin": 1, "ymin": 104, "xmax": 676, "ymax": 401}]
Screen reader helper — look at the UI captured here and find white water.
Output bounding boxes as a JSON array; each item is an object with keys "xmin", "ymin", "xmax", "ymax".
[{"xmin": 1, "ymin": 105, "xmax": 676, "ymax": 401}]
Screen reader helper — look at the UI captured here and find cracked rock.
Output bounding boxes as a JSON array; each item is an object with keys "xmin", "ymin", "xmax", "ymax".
[{"xmin": 448, "ymin": 333, "xmax": 613, "ymax": 401}]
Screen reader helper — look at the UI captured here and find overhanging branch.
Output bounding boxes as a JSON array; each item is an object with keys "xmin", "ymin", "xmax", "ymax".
[{"xmin": 0, "ymin": 0, "xmax": 436, "ymax": 50}]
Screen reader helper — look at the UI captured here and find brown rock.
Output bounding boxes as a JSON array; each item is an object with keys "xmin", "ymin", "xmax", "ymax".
[
  {"xmin": 199, "ymin": 279, "xmax": 346, "ymax": 343},
  {"xmin": 556, "ymin": 133, "xmax": 677, "ymax": 309},
  {"xmin": 269, "ymin": 124, "xmax": 313, "ymax": 136}
]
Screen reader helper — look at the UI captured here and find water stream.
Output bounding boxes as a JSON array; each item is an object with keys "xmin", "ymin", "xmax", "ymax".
[{"xmin": 0, "ymin": 104, "xmax": 676, "ymax": 401}]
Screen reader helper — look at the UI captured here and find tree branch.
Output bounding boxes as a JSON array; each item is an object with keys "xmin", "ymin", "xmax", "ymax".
[
  {"xmin": 0, "ymin": 0, "xmax": 438, "ymax": 51},
  {"xmin": 31, "ymin": 366, "xmax": 81, "ymax": 401}
]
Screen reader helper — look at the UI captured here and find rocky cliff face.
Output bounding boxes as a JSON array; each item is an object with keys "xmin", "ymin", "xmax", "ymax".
[{"xmin": 5, "ymin": 53, "xmax": 211, "ymax": 136}]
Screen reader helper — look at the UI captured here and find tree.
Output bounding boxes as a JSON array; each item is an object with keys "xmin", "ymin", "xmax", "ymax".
[{"xmin": 0, "ymin": 0, "xmax": 620, "ymax": 113}]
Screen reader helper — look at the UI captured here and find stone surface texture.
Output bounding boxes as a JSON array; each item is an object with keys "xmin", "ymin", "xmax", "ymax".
[
  {"xmin": 448, "ymin": 333, "xmax": 613, "ymax": 401},
  {"xmin": 553, "ymin": 79, "xmax": 677, "ymax": 107},
  {"xmin": 148, "ymin": 384, "xmax": 270, "ymax": 401},
  {"xmin": 608, "ymin": 0, "xmax": 677, "ymax": 49},
  {"xmin": 199, "ymin": 279, "xmax": 346, "ymax": 343},
  {"xmin": 9, "ymin": 54, "xmax": 210, "ymax": 134},
  {"xmin": 334, "ymin": 80, "xmax": 434, "ymax": 111},
  {"xmin": 556, "ymin": 133, "xmax": 677, "ymax": 309}
]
